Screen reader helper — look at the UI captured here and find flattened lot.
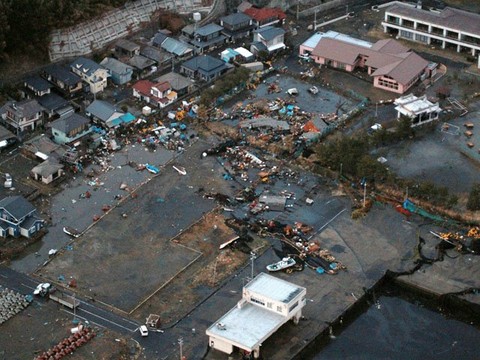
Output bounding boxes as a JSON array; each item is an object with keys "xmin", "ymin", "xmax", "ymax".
[{"xmin": 38, "ymin": 140, "xmax": 240, "ymax": 313}]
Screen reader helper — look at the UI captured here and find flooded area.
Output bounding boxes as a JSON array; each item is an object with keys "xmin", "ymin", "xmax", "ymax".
[{"xmin": 309, "ymin": 293, "xmax": 480, "ymax": 360}]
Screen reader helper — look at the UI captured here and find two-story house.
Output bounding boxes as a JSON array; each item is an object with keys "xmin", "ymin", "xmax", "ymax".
[
  {"xmin": 243, "ymin": 6, "xmax": 286, "ymax": 28},
  {"xmin": 180, "ymin": 55, "xmax": 231, "ymax": 82},
  {"xmin": 0, "ymin": 196, "xmax": 44, "ymax": 238},
  {"xmin": 251, "ymin": 26, "xmax": 286, "ymax": 55},
  {"xmin": 100, "ymin": 57, "xmax": 134, "ymax": 85},
  {"xmin": 220, "ymin": 13, "xmax": 254, "ymax": 42},
  {"xmin": 51, "ymin": 113, "xmax": 92, "ymax": 145},
  {"xmin": 85, "ymin": 100, "xmax": 135, "ymax": 129},
  {"xmin": 42, "ymin": 64, "xmax": 83, "ymax": 97},
  {"xmin": 71, "ymin": 57, "xmax": 110, "ymax": 94},
  {"xmin": 183, "ymin": 23, "xmax": 226, "ymax": 54},
  {"xmin": 132, "ymin": 80, "xmax": 177, "ymax": 108},
  {"xmin": 1, "ymin": 99, "xmax": 44, "ymax": 134}
]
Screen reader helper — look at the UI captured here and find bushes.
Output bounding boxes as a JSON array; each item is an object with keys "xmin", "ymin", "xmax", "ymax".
[
  {"xmin": 199, "ymin": 67, "xmax": 251, "ymax": 106},
  {"xmin": 467, "ymin": 184, "xmax": 480, "ymax": 211}
]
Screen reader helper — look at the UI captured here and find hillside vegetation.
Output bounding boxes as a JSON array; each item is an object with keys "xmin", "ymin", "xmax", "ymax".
[{"xmin": 0, "ymin": 0, "xmax": 129, "ymax": 62}]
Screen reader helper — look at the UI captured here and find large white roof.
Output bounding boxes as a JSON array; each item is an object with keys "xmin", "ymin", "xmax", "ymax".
[
  {"xmin": 206, "ymin": 302, "xmax": 286, "ymax": 351},
  {"xmin": 394, "ymin": 94, "xmax": 441, "ymax": 115},
  {"xmin": 301, "ymin": 30, "xmax": 372, "ymax": 50},
  {"xmin": 244, "ymin": 273, "xmax": 304, "ymax": 304}
]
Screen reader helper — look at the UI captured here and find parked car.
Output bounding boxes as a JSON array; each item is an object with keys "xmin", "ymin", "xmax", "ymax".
[
  {"xmin": 4, "ymin": 173, "xmax": 12, "ymax": 188},
  {"xmin": 139, "ymin": 325, "xmax": 149, "ymax": 337}
]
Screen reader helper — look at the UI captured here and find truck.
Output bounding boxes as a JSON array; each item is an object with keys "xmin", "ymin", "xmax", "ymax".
[{"xmin": 49, "ymin": 290, "xmax": 80, "ymax": 310}]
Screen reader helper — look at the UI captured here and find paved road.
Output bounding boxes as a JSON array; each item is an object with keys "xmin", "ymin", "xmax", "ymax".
[{"xmin": 0, "ymin": 265, "xmax": 139, "ymax": 335}]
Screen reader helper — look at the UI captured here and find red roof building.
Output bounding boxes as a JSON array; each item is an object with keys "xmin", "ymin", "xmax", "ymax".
[
  {"xmin": 132, "ymin": 80, "xmax": 177, "ymax": 108},
  {"xmin": 243, "ymin": 7, "xmax": 286, "ymax": 28}
]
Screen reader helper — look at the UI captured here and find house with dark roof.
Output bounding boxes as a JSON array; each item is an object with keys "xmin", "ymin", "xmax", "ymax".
[
  {"xmin": 21, "ymin": 134, "xmax": 68, "ymax": 162},
  {"xmin": 132, "ymin": 80, "xmax": 177, "ymax": 108},
  {"xmin": 1, "ymin": 99, "xmax": 44, "ymax": 134},
  {"xmin": 42, "ymin": 64, "xmax": 83, "ymax": 97},
  {"xmin": 382, "ymin": 3, "xmax": 480, "ymax": 57},
  {"xmin": 51, "ymin": 113, "xmax": 91, "ymax": 145},
  {"xmin": 220, "ymin": 13, "xmax": 254, "ymax": 42},
  {"xmin": 243, "ymin": 6, "xmax": 286, "ymax": 28},
  {"xmin": 306, "ymin": 31, "xmax": 430, "ymax": 94},
  {"xmin": 155, "ymin": 72, "xmax": 194, "ymax": 97},
  {"xmin": 251, "ymin": 26, "xmax": 286, "ymax": 54},
  {"xmin": 31, "ymin": 159, "xmax": 64, "ymax": 185},
  {"xmin": 115, "ymin": 39, "xmax": 141, "ymax": 58},
  {"xmin": 0, "ymin": 196, "xmax": 44, "ymax": 238},
  {"xmin": 140, "ymin": 46, "xmax": 173, "ymax": 69},
  {"xmin": 71, "ymin": 57, "xmax": 110, "ymax": 94},
  {"xmin": 100, "ymin": 57, "xmax": 134, "ymax": 85},
  {"xmin": 86, "ymin": 100, "xmax": 135, "ymax": 128},
  {"xmin": 128, "ymin": 54, "xmax": 156, "ymax": 76},
  {"xmin": 182, "ymin": 23, "xmax": 226, "ymax": 54},
  {"xmin": 153, "ymin": 32, "xmax": 169, "ymax": 48},
  {"xmin": 180, "ymin": 55, "xmax": 231, "ymax": 81},
  {"xmin": 37, "ymin": 93, "xmax": 73, "ymax": 120},
  {"xmin": 24, "ymin": 76, "xmax": 52, "ymax": 98}
]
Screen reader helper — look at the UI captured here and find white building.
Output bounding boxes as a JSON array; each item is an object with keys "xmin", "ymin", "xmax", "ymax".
[
  {"xmin": 71, "ymin": 57, "xmax": 110, "ymax": 94},
  {"xmin": 394, "ymin": 93, "xmax": 441, "ymax": 127},
  {"xmin": 206, "ymin": 272, "xmax": 306, "ymax": 358},
  {"xmin": 382, "ymin": 3, "xmax": 480, "ymax": 57}
]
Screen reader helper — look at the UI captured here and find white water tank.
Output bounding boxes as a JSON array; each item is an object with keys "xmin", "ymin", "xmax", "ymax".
[{"xmin": 193, "ymin": 12, "xmax": 201, "ymax": 22}]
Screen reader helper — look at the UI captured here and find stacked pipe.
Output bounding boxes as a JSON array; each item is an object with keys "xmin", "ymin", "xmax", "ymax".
[{"xmin": 35, "ymin": 327, "xmax": 95, "ymax": 360}]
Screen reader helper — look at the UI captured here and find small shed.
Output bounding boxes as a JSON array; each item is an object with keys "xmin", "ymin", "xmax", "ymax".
[
  {"xmin": 31, "ymin": 160, "xmax": 64, "ymax": 184},
  {"xmin": 146, "ymin": 314, "xmax": 161, "ymax": 328}
]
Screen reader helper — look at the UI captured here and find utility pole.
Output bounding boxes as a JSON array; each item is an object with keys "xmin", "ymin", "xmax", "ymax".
[
  {"xmin": 375, "ymin": 102, "xmax": 378, "ymax": 118},
  {"xmin": 250, "ymin": 252, "xmax": 256, "ymax": 280},
  {"xmin": 363, "ymin": 181, "xmax": 367, "ymax": 208},
  {"xmin": 178, "ymin": 337, "xmax": 184, "ymax": 360},
  {"xmin": 314, "ymin": 10, "xmax": 317, "ymax": 30}
]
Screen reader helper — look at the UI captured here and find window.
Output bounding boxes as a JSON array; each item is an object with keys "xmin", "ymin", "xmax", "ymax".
[
  {"xmin": 400, "ymin": 30, "xmax": 413, "ymax": 39},
  {"xmin": 415, "ymin": 34, "xmax": 428, "ymax": 43},
  {"xmin": 250, "ymin": 297, "xmax": 265, "ymax": 306},
  {"xmin": 277, "ymin": 305, "xmax": 283, "ymax": 313},
  {"xmin": 267, "ymin": 302, "xmax": 272, "ymax": 309}
]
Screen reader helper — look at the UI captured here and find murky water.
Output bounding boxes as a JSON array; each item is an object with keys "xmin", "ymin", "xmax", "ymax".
[{"xmin": 310, "ymin": 295, "xmax": 480, "ymax": 360}]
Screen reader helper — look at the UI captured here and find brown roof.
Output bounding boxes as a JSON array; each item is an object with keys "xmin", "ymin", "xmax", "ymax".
[
  {"xmin": 311, "ymin": 38, "xmax": 363, "ymax": 65},
  {"xmin": 371, "ymin": 52, "xmax": 429, "ymax": 85},
  {"xmin": 312, "ymin": 37, "xmax": 429, "ymax": 86},
  {"xmin": 386, "ymin": 4, "xmax": 480, "ymax": 36},
  {"xmin": 371, "ymin": 39, "xmax": 410, "ymax": 54},
  {"xmin": 153, "ymin": 81, "xmax": 171, "ymax": 92}
]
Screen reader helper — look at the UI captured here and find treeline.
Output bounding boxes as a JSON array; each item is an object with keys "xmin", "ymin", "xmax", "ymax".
[{"xmin": 0, "ymin": 0, "xmax": 129, "ymax": 62}]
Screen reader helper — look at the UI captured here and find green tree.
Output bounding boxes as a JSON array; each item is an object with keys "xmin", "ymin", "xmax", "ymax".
[{"xmin": 467, "ymin": 183, "xmax": 480, "ymax": 211}]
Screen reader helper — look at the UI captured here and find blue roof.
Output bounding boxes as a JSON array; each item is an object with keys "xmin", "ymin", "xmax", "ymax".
[
  {"xmin": 254, "ymin": 26, "xmax": 285, "ymax": 41},
  {"xmin": 120, "ymin": 113, "xmax": 135, "ymax": 123},
  {"xmin": 195, "ymin": 23, "xmax": 223, "ymax": 37},
  {"xmin": 153, "ymin": 32, "xmax": 169, "ymax": 47},
  {"xmin": 0, "ymin": 196, "xmax": 36, "ymax": 221},
  {"xmin": 24, "ymin": 76, "xmax": 52, "ymax": 92},
  {"xmin": 43, "ymin": 64, "xmax": 82, "ymax": 86},
  {"xmin": 221, "ymin": 13, "xmax": 252, "ymax": 26},
  {"xmin": 162, "ymin": 38, "xmax": 193, "ymax": 56},
  {"xmin": 182, "ymin": 55, "xmax": 227, "ymax": 73},
  {"xmin": 71, "ymin": 57, "xmax": 104, "ymax": 77},
  {"xmin": 86, "ymin": 100, "xmax": 116, "ymax": 122}
]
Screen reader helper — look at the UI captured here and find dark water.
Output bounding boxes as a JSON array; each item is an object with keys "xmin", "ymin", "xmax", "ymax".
[{"xmin": 311, "ymin": 295, "xmax": 480, "ymax": 360}]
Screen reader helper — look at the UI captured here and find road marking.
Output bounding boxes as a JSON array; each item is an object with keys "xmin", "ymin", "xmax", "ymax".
[
  {"xmin": 316, "ymin": 208, "xmax": 346, "ymax": 234},
  {"xmin": 60, "ymin": 309, "xmax": 104, "ymax": 329},
  {"xmin": 0, "ymin": 274, "xmax": 7, "ymax": 278},
  {"xmin": 75, "ymin": 307, "xmax": 137, "ymax": 332},
  {"xmin": 77, "ymin": 300, "xmax": 139, "ymax": 326}
]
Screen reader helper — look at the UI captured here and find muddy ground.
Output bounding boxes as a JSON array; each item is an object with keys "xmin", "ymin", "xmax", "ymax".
[{"xmin": 0, "ymin": 298, "xmax": 128, "ymax": 360}]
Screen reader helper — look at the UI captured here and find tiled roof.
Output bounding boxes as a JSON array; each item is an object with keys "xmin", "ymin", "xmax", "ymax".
[
  {"xmin": 195, "ymin": 23, "xmax": 223, "ymax": 37},
  {"xmin": 71, "ymin": 57, "xmax": 104, "ymax": 77},
  {"xmin": 221, "ymin": 12, "xmax": 252, "ymax": 26},
  {"xmin": 386, "ymin": 4, "xmax": 480, "ymax": 36},
  {"xmin": 243, "ymin": 7, "xmax": 286, "ymax": 22},
  {"xmin": 133, "ymin": 79, "xmax": 155, "ymax": 96},
  {"xmin": 24, "ymin": 76, "xmax": 52, "ymax": 92},
  {"xmin": 43, "ymin": 64, "xmax": 82, "ymax": 86},
  {"xmin": 100, "ymin": 57, "xmax": 133, "ymax": 75},
  {"xmin": 0, "ymin": 196, "xmax": 36, "ymax": 221},
  {"xmin": 116, "ymin": 39, "xmax": 140, "ymax": 52},
  {"xmin": 254, "ymin": 26, "xmax": 285, "ymax": 41},
  {"xmin": 86, "ymin": 100, "xmax": 116, "ymax": 121},
  {"xmin": 181, "ymin": 55, "xmax": 226, "ymax": 73},
  {"xmin": 51, "ymin": 113, "xmax": 90, "ymax": 134}
]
